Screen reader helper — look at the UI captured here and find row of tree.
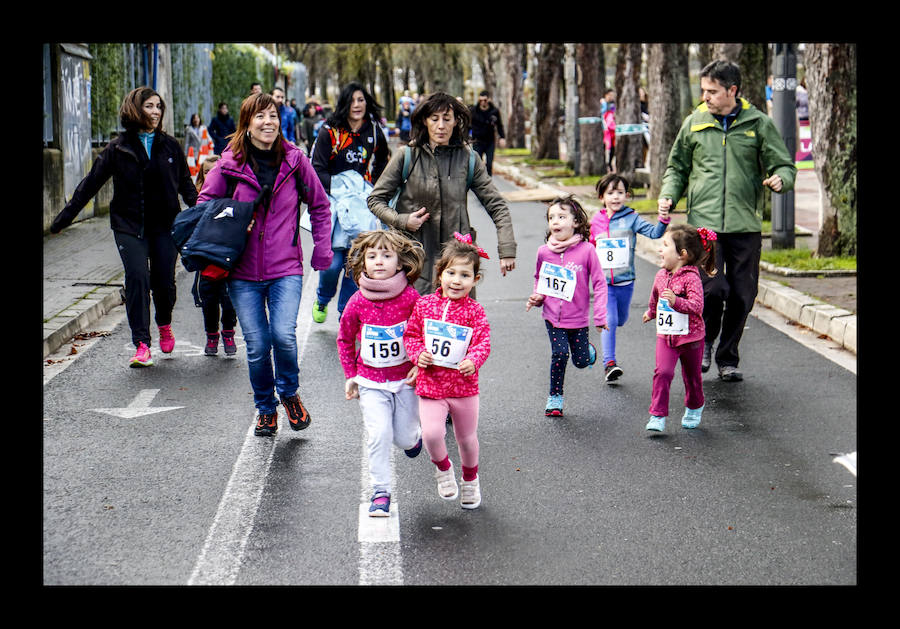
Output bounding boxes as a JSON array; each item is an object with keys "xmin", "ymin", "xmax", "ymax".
[{"xmin": 279, "ymin": 42, "xmax": 854, "ymax": 256}]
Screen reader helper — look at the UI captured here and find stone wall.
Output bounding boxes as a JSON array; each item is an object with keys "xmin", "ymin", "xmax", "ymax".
[{"xmin": 43, "ymin": 147, "xmax": 112, "ymax": 233}]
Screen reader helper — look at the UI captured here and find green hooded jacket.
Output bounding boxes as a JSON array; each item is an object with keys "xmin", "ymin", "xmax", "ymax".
[{"xmin": 659, "ymin": 98, "xmax": 797, "ymax": 234}]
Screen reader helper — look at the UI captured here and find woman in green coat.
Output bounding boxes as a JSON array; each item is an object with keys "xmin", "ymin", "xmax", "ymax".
[{"xmin": 367, "ymin": 92, "xmax": 517, "ymax": 295}]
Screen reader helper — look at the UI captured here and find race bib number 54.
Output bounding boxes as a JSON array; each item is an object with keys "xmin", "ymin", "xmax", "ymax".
[{"xmin": 656, "ymin": 299, "xmax": 689, "ymax": 335}]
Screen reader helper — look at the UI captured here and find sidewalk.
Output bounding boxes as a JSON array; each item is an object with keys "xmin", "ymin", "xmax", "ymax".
[
  {"xmin": 490, "ymin": 156, "xmax": 857, "ymax": 356},
  {"xmin": 41, "ymin": 161, "xmax": 856, "ymax": 361}
]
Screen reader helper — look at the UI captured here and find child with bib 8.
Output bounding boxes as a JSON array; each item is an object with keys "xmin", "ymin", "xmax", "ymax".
[
  {"xmin": 527, "ymin": 196, "xmax": 608, "ymax": 418},
  {"xmin": 641, "ymin": 224, "xmax": 718, "ymax": 432},
  {"xmin": 403, "ymin": 233, "xmax": 492, "ymax": 509},
  {"xmin": 337, "ymin": 229, "xmax": 426, "ymax": 517},
  {"xmin": 589, "ymin": 174, "xmax": 669, "ymax": 383}
]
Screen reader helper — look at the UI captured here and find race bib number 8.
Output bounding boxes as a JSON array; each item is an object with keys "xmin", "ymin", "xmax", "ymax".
[
  {"xmin": 596, "ymin": 237, "xmax": 629, "ymax": 269},
  {"xmin": 424, "ymin": 318, "xmax": 473, "ymax": 368},
  {"xmin": 656, "ymin": 299, "xmax": 689, "ymax": 335},
  {"xmin": 536, "ymin": 261, "xmax": 577, "ymax": 302},
  {"xmin": 361, "ymin": 322, "xmax": 408, "ymax": 367}
]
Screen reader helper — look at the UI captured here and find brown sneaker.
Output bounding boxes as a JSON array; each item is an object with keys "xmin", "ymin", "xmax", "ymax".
[
  {"xmin": 254, "ymin": 410, "xmax": 278, "ymax": 436},
  {"xmin": 282, "ymin": 394, "xmax": 311, "ymax": 431}
]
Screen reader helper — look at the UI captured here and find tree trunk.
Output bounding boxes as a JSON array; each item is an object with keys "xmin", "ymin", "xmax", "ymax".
[
  {"xmin": 501, "ymin": 43, "xmax": 526, "ymax": 148},
  {"xmin": 613, "ymin": 43, "xmax": 643, "ymax": 181},
  {"xmin": 575, "ymin": 43, "xmax": 607, "ymax": 176},
  {"xmin": 806, "ymin": 43, "xmax": 857, "ymax": 256},
  {"xmin": 533, "ymin": 43, "xmax": 564, "ymax": 160},
  {"xmin": 677, "ymin": 44, "xmax": 694, "ymax": 118},
  {"xmin": 647, "ymin": 43, "xmax": 687, "ymax": 199}
]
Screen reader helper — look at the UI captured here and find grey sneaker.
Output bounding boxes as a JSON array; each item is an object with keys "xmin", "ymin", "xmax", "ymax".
[
  {"xmin": 718, "ymin": 365, "xmax": 743, "ymax": 382},
  {"xmin": 701, "ymin": 343, "xmax": 712, "ymax": 373},
  {"xmin": 435, "ymin": 462, "xmax": 459, "ymax": 500},
  {"xmin": 460, "ymin": 476, "xmax": 481, "ymax": 509}
]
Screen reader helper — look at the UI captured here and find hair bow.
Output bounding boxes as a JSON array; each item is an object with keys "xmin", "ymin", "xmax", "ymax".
[
  {"xmin": 697, "ymin": 227, "xmax": 717, "ymax": 251},
  {"xmin": 453, "ymin": 232, "xmax": 490, "ymax": 259}
]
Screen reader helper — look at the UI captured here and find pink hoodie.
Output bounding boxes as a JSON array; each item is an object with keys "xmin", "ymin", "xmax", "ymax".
[
  {"xmin": 533, "ymin": 239, "xmax": 608, "ymax": 329},
  {"xmin": 646, "ymin": 265, "xmax": 705, "ymax": 347},
  {"xmin": 337, "ymin": 272, "xmax": 421, "ymax": 383},
  {"xmin": 403, "ymin": 288, "xmax": 491, "ymax": 399}
]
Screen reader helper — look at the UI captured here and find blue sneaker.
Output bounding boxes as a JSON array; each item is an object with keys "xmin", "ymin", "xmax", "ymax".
[
  {"xmin": 682, "ymin": 405, "xmax": 704, "ymax": 429},
  {"xmin": 587, "ymin": 343, "xmax": 597, "ymax": 368},
  {"xmin": 404, "ymin": 437, "xmax": 423, "ymax": 458},
  {"xmin": 545, "ymin": 394, "xmax": 564, "ymax": 417},
  {"xmin": 645, "ymin": 415, "xmax": 666, "ymax": 432},
  {"xmin": 368, "ymin": 492, "xmax": 390, "ymax": 517}
]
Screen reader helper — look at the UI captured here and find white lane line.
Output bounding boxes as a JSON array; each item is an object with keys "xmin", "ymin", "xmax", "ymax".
[
  {"xmin": 833, "ymin": 451, "xmax": 857, "ymax": 477},
  {"xmin": 188, "ymin": 272, "xmax": 318, "ymax": 586},
  {"xmin": 358, "ymin": 433, "xmax": 404, "ymax": 585}
]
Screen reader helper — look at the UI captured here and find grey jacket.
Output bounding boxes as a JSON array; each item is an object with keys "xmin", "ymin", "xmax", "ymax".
[{"xmin": 367, "ymin": 141, "xmax": 516, "ymax": 294}]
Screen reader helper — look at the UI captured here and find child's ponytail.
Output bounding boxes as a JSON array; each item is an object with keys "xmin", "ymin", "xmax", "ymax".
[{"xmin": 668, "ymin": 224, "xmax": 718, "ymax": 277}]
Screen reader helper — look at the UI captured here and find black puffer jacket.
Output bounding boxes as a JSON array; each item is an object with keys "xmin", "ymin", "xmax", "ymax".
[{"xmin": 50, "ymin": 130, "xmax": 198, "ymax": 237}]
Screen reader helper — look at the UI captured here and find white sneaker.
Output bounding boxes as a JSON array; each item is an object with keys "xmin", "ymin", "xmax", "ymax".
[
  {"xmin": 460, "ymin": 476, "xmax": 481, "ymax": 509},
  {"xmin": 434, "ymin": 462, "xmax": 458, "ymax": 500}
]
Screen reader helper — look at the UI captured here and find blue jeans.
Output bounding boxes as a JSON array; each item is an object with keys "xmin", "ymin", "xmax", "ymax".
[
  {"xmin": 315, "ymin": 248, "xmax": 358, "ymax": 315},
  {"xmin": 601, "ymin": 282, "xmax": 635, "ymax": 365},
  {"xmin": 228, "ymin": 275, "xmax": 303, "ymax": 414}
]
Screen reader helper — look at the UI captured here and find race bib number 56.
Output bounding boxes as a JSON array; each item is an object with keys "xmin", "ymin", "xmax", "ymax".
[{"xmin": 424, "ymin": 318, "xmax": 473, "ymax": 368}]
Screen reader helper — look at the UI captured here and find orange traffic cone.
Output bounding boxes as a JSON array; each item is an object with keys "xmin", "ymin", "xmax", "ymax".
[
  {"xmin": 187, "ymin": 146, "xmax": 198, "ymax": 177},
  {"xmin": 199, "ymin": 139, "xmax": 210, "ymax": 165}
]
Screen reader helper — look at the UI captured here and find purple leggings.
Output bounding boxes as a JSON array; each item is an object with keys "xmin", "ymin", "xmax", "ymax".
[{"xmin": 649, "ymin": 338, "xmax": 705, "ymax": 417}]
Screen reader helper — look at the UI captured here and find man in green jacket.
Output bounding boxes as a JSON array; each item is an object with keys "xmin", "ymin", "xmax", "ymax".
[{"xmin": 658, "ymin": 60, "xmax": 797, "ymax": 382}]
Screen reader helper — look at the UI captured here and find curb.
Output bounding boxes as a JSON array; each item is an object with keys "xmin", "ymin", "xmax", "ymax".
[
  {"xmin": 43, "ymin": 285, "xmax": 124, "ymax": 359},
  {"xmin": 493, "ymin": 160, "xmax": 857, "ymax": 356}
]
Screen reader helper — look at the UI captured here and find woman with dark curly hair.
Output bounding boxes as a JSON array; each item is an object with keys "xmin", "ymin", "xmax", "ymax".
[
  {"xmin": 309, "ymin": 81, "xmax": 390, "ymax": 323},
  {"xmin": 50, "ymin": 86, "xmax": 197, "ymax": 368},
  {"xmin": 367, "ymin": 91, "xmax": 517, "ymax": 296}
]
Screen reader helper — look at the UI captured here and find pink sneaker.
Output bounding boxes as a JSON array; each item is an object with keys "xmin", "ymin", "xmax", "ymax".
[
  {"xmin": 158, "ymin": 324, "xmax": 175, "ymax": 353},
  {"xmin": 129, "ymin": 342, "xmax": 153, "ymax": 368},
  {"xmin": 221, "ymin": 329, "xmax": 237, "ymax": 356}
]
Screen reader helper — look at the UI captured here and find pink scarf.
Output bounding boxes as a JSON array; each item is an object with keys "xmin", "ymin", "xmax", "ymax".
[
  {"xmin": 357, "ymin": 270, "xmax": 409, "ymax": 301},
  {"xmin": 546, "ymin": 233, "xmax": 582, "ymax": 254}
]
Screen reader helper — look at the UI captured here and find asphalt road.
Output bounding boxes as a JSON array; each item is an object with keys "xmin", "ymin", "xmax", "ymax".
[{"xmin": 42, "ymin": 175, "xmax": 857, "ymax": 586}]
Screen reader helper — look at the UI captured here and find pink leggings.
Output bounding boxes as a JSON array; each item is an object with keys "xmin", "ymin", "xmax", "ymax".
[
  {"xmin": 649, "ymin": 338, "xmax": 705, "ymax": 417},
  {"xmin": 418, "ymin": 395, "xmax": 479, "ymax": 470}
]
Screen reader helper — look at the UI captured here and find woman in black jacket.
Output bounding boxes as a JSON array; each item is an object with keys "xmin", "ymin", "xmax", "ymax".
[
  {"xmin": 51, "ymin": 86, "xmax": 198, "ymax": 368},
  {"xmin": 309, "ymin": 82, "xmax": 390, "ymax": 324}
]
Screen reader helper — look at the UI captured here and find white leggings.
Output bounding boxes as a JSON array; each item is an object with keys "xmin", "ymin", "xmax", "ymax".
[{"xmin": 358, "ymin": 385, "xmax": 421, "ymax": 496}]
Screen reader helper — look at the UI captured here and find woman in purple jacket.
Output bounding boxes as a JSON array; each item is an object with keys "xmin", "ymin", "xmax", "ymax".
[{"xmin": 198, "ymin": 92, "xmax": 333, "ymax": 437}]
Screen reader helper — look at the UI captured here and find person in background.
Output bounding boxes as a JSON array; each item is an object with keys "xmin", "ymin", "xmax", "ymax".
[
  {"xmin": 208, "ymin": 102, "xmax": 236, "ymax": 156},
  {"xmin": 192, "ymin": 154, "xmax": 238, "ymax": 357},
  {"xmin": 469, "ymin": 90, "xmax": 506, "ymax": 176},
  {"xmin": 397, "ymin": 98, "xmax": 413, "ymax": 144},
  {"xmin": 197, "ymin": 91, "xmax": 333, "ymax": 437},
  {"xmin": 309, "ymin": 81, "xmax": 390, "ymax": 324},
  {"xmin": 300, "ymin": 102, "xmax": 324, "ymax": 156},
  {"xmin": 272, "ymin": 86, "xmax": 297, "ymax": 145},
  {"xmin": 185, "ymin": 113, "xmax": 204, "ymax": 157},
  {"xmin": 50, "ymin": 86, "xmax": 198, "ymax": 368},
  {"xmin": 249, "ymin": 82, "xmax": 262, "ymax": 95}
]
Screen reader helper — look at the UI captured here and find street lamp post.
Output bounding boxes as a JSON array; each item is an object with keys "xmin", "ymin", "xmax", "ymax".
[{"xmin": 771, "ymin": 43, "xmax": 797, "ymax": 249}]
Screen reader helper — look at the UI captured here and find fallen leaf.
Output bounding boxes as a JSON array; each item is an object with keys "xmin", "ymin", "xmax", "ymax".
[{"xmin": 68, "ymin": 345, "xmax": 78, "ymax": 355}]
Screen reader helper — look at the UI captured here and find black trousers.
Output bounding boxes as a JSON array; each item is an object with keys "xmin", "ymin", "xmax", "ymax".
[
  {"xmin": 473, "ymin": 140, "xmax": 496, "ymax": 175},
  {"xmin": 113, "ymin": 229, "xmax": 178, "ymax": 348},
  {"xmin": 701, "ymin": 231, "xmax": 761, "ymax": 369},
  {"xmin": 198, "ymin": 276, "xmax": 237, "ymax": 333}
]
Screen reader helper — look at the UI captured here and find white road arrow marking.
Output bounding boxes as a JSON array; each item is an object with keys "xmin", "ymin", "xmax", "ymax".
[
  {"xmin": 833, "ymin": 451, "xmax": 857, "ymax": 477},
  {"xmin": 91, "ymin": 388, "xmax": 184, "ymax": 418}
]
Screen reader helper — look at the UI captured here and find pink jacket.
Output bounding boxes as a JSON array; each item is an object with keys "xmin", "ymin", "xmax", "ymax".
[
  {"xmin": 337, "ymin": 283, "xmax": 420, "ymax": 383},
  {"xmin": 533, "ymin": 240, "xmax": 608, "ymax": 329},
  {"xmin": 403, "ymin": 288, "xmax": 491, "ymax": 399},
  {"xmin": 646, "ymin": 265, "xmax": 705, "ymax": 347}
]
